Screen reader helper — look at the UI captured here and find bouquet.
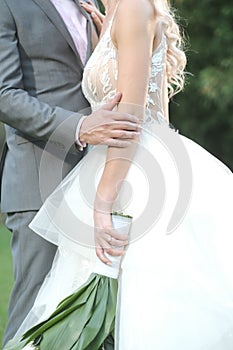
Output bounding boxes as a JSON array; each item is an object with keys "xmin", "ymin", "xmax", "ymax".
[{"xmin": 5, "ymin": 213, "xmax": 132, "ymax": 350}]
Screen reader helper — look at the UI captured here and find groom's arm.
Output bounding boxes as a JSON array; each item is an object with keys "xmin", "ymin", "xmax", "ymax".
[
  {"xmin": 0, "ymin": 0, "xmax": 81, "ymax": 147},
  {"xmin": 0, "ymin": 0, "xmax": 139, "ymax": 150}
]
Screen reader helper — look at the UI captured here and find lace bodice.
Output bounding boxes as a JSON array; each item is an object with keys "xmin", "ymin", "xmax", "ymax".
[{"xmin": 82, "ymin": 13, "xmax": 169, "ymax": 125}]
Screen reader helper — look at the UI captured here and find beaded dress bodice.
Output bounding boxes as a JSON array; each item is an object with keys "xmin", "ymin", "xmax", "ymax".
[{"xmin": 82, "ymin": 13, "xmax": 169, "ymax": 126}]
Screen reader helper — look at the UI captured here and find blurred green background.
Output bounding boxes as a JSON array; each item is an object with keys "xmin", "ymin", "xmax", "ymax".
[
  {"xmin": 98, "ymin": 0, "xmax": 233, "ymax": 169},
  {"xmin": 0, "ymin": 0, "xmax": 232, "ymax": 346},
  {"xmin": 170, "ymin": 0, "xmax": 233, "ymax": 170},
  {"xmin": 0, "ymin": 223, "xmax": 12, "ymax": 347}
]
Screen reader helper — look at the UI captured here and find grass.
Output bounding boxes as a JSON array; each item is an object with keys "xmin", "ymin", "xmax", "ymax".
[{"xmin": 0, "ymin": 223, "xmax": 13, "ymax": 348}]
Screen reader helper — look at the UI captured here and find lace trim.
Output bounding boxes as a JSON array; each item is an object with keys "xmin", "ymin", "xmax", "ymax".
[{"xmin": 82, "ymin": 11, "xmax": 168, "ymax": 126}]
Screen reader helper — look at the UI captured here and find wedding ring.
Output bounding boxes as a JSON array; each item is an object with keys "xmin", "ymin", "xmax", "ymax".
[{"xmin": 107, "ymin": 235, "xmax": 113, "ymax": 244}]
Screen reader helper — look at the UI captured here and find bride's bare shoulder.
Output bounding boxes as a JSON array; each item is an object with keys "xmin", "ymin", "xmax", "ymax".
[
  {"xmin": 115, "ymin": 0, "xmax": 155, "ymax": 24},
  {"xmin": 112, "ymin": 0, "xmax": 155, "ymax": 40}
]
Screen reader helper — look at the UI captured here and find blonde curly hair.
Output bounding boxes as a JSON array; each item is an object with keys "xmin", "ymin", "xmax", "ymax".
[{"xmin": 151, "ymin": 0, "xmax": 187, "ymax": 97}]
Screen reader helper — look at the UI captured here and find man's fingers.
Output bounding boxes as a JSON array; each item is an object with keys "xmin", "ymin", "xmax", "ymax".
[
  {"xmin": 111, "ymin": 113, "xmax": 140, "ymax": 125},
  {"xmin": 104, "ymin": 139, "xmax": 131, "ymax": 148},
  {"xmin": 108, "ymin": 130, "xmax": 139, "ymax": 139},
  {"xmin": 102, "ymin": 93, "xmax": 122, "ymax": 110},
  {"xmin": 101, "ymin": 110, "xmax": 140, "ymax": 126},
  {"xmin": 80, "ymin": 99, "xmax": 141, "ymax": 145}
]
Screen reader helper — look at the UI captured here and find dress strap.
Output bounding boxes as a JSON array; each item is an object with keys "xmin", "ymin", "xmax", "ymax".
[
  {"xmin": 99, "ymin": 1, "xmax": 120, "ymax": 43},
  {"xmin": 109, "ymin": 1, "xmax": 121, "ymax": 24}
]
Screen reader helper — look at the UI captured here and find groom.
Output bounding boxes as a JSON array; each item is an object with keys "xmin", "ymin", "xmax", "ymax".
[{"xmin": 0, "ymin": 0, "xmax": 138, "ymax": 345}]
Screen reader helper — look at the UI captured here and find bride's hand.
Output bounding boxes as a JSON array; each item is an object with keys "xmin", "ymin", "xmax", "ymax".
[
  {"xmin": 94, "ymin": 210, "xmax": 129, "ymax": 265},
  {"xmin": 80, "ymin": 1, "xmax": 105, "ymax": 35}
]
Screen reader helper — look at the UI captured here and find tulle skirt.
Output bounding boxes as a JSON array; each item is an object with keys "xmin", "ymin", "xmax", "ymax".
[{"xmin": 16, "ymin": 125, "xmax": 233, "ymax": 349}]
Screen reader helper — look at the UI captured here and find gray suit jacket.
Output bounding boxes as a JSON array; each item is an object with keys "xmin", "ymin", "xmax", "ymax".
[{"xmin": 0, "ymin": 0, "xmax": 99, "ymax": 213}]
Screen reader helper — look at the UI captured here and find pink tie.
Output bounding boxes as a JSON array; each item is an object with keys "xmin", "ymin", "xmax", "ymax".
[{"xmin": 50, "ymin": 0, "xmax": 88, "ymax": 64}]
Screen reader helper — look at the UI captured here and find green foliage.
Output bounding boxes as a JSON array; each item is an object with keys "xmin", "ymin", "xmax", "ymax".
[
  {"xmin": 5, "ymin": 274, "xmax": 117, "ymax": 350},
  {"xmin": 97, "ymin": 0, "xmax": 232, "ymax": 168},
  {"xmin": 171, "ymin": 0, "xmax": 233, "ymax": 169},
  {"xmin": 97, "ymin": 0, "xmax": 105, "ymax": 14}
]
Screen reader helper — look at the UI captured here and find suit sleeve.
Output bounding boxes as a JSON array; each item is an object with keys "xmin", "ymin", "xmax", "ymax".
[{"xmin": 0, "ymin": 0, "xmax": 82, "ymax": 145}]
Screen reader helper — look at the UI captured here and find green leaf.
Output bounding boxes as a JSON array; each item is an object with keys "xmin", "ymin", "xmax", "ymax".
[
  {"xmin": 72, "ymin": 277, "xmax": 111, "ymax": 349},
  {"xmin": 4, "ymin": 337, "xmax": 27, "ymax": 350},
  {"xmin": 111, "ymin": 212, "xmax": 133, "ymax": 219},
  {"xmin": 8, "ymin": 274, "xmax": 118, "ymax": 350},
  {"xmin": 22, "ymin": 274, "xmax": 99, "ymax": 344},
  {"xmin": 80, "ymin": 279, "xmax": 117, "ymax": 350},
  {"xmin": 40, "ymin": 281, "xmax": 98, "ymax": 349},
  {"xmin": 18, "ymin": 275, "xmax": 118, "ymax": 350}
]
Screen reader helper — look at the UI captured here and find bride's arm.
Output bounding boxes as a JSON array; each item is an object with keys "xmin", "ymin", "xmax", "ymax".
[{"xmin": 94, "ymin": 0, "xmax": 156, "ymax": 264}]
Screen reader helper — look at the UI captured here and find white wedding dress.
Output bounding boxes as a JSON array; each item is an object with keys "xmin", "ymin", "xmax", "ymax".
[{"xmin": 15, "ymin": 13, "xmax": 233, "ymax": 350}]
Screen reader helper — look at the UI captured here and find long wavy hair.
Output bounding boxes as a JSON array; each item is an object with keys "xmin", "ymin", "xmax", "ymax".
[{"xmin": 151, "ymin": 0, "xmax": 187, "ymax": 97}]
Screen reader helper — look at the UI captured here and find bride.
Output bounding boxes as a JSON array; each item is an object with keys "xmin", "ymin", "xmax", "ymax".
[{"xmin": 6, "ymin": 0, "xmax": 233, "ymax": 349}]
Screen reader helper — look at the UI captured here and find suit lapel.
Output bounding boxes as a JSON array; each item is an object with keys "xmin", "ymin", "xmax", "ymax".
[
  {"xmin": 86, "ymin": 18, "xmax": 98, "ymax": 61},
  {"xmin": 32, "ymin": 0, "xmax": 99, "ymax": 66},
  {"xmin": 32, "ymin": 0, "xmax": 83, "ymax": 66},
  {"xmin": 74, "ymin": 0, "xmax": 99, "ymax": 61}
]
